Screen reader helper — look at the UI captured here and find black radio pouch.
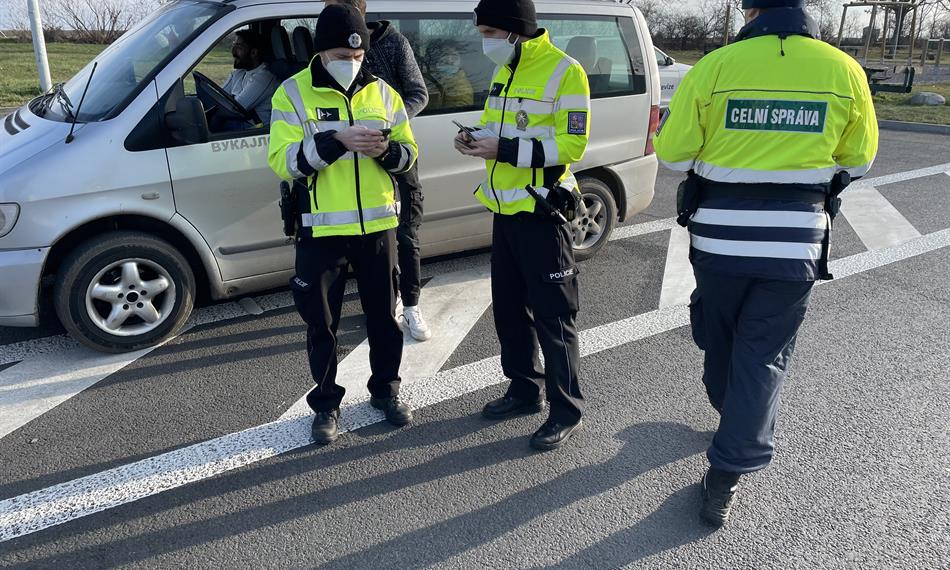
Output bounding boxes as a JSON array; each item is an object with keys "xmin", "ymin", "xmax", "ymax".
[
  {"xmin": 676, "ymin": 170, "xmax": 701, "ymax": 227},
  {"xmin": 547, "ymin": 183, "xmax": 579, "ymax": 222},
  {"xmin": 279, "ymin": 180, "xmax": 301, "ymax": 237}
]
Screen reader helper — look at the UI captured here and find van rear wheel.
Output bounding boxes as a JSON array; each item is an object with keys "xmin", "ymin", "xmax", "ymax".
[
  {"xmin": 572, "ymin": 177, "xmax": 617, "ymax": 262},
  {"xmin": 53, "ymin": 232, "xmax": 195, "ymax": 353}
]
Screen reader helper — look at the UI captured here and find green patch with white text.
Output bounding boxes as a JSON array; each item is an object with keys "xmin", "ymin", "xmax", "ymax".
[{"xmin": 725, "ymin": 99, "xmax": 827, "ymax": 134}]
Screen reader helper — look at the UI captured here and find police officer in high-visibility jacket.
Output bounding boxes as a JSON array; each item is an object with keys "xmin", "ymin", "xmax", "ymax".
[
  {"xmin": 268, "ymin": 4, "xmax": 418, "ymax": 445},
  {"xmin": 455, "ymin": 0, "xmax": 591, "ymax": 451},
  {"xmin": 654, "ymin": 0, "xmax": 878, "ymax": 526}
]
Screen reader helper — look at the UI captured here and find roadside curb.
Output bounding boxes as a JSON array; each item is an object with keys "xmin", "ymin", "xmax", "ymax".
[{"xmin": 878, "ymin": 119, "xmax": 950, "ymax": 136}]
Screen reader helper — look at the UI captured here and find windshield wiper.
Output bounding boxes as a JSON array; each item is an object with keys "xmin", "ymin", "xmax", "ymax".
[{"xmin": 36, "ymin": 83, "xmax": 74, "ymax": 120}]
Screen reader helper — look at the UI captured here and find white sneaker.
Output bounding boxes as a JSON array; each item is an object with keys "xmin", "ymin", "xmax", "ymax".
[{"xmin": 401, "ymin": 305, "xmax": 432, "ymax": 341}]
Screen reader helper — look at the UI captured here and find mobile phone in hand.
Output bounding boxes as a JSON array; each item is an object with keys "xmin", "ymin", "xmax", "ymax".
[{"xmin": 379, "ymin": 128, "xmax": 392, "ymax": 138}]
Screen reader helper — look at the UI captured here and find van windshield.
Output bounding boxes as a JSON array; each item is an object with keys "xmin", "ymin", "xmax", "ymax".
[{"xmin": 35, "ymin": 1, "xmax": 227, "ymax": 123}]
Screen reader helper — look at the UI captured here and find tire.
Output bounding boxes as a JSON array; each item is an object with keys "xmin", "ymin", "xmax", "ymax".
[
  {"xmin": 53, "ymin": 231, "xmax": 196, "ymax": 353},
  {"xmin": 571, "ymin": 176, "xmax": 618, "ymax": 262}
]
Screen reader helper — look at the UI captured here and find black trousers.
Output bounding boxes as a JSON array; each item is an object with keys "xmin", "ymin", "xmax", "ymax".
[
  {"xmin": 690, "ymin": 268, "xmax": 814, "ymax": 473},
  {"xmin": 290, "ymin": 230, "xmax": 403, "ymax": 413},
  {"xmin": 491, "ymin": 213, "xmax": 584, "ymax": 425},
  {"xmin": 396, "ymin": 163, "xmax": 424, "ymax": 307}
]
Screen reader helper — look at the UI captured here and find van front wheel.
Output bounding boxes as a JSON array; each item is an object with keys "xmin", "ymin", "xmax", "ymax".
[
  {"xmin": 53, "ymin": 232, "xmax": 195, "ymax": 353},
  {"xmin": 571, "ymin": 177, "xmax": 617, "ymax": 262}
]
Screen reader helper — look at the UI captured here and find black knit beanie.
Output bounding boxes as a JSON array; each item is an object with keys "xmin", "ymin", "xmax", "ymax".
[
  {"xmin": 474, "ymin": 0, "xmax": 538, "ymax": 37},
  {"xmin": 741, "ymin": 0, "xmax": 804, "ymax": 7},
  {"xmin": 314, "ymin": 4, "xmax": 370, "ymax": 52}
]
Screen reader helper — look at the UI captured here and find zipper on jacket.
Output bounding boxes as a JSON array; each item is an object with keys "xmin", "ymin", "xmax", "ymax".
[
  {"xmin": 342, "ymin": 94, "xmax": 366, "ymax": 235},
  {"xmin": 489, "ymin": 68, "xmax": 517, "ymax": 213}
]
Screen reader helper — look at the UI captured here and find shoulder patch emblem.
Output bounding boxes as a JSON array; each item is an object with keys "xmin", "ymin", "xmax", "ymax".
[{"xmin": 567, "ymin": 111, "xmax": 588, "ymax": 135}]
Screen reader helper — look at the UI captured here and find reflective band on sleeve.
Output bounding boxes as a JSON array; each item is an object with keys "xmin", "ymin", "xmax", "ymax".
[
  {"xmin": 692, "ymin": 208, "xmax": 828, "ymax": 229},
  {"xmin": 356, "ymin": 119, "xmax": 387, "ymax": 130},
  {"xmin": 517, "ymin": 139, "xmax": 533, "ymax": 168},
  {"xmin": 836, "ymin": 161, "xmax": 873, "ymax": 179},
  {"xmin": 302, "ymin": 203, "xmax": 398, "ymax": 227},
  {"xmin": 658, "ymin": 158, "xmax": 695, "ymax": 172},
  {"xmin": 396, "ymin": 144, "xmax": 410, "ymax": 171},
  {"xmin": 302, "ymin": 136, "xmax": 329, "ymax": 171},
  {"xmin": 696, "ymin": 161, "xmax": 836, "ymax": 184},
  {"xmin": 271, "ymin": 109, "xmax": 302, "ymax": 127},
  {"xmin": 488, "ymin": 185, "xmax": 551, "ymax": 203},
  {"xmin": 556, "ymin": 94, "xmax": 590, "ymax": 111},
  {"xmin": 283, "ymin": 79, "xmax": 307, "ymax": 117},
  {"xmin": 315, "ymin": 120, "xmax": 349, "ymax": 132},
  {"xmin": 691, "ymin": 235, "xmax": 823, "ymax": 260},
  {"xmin": 286, "ymin": 142, "xmax": 305, "ymax": 179},
  {"xmin": 542, "ymin": 138, "xmax": 560, "ymax": 166},
  {"xmin": 544, "ymin": 57, "xmax": 575, "ymax": 100}
]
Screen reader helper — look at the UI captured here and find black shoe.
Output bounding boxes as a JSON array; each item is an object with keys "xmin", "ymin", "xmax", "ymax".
[
  {"xmin": 311, "ymin": 409, "xmax": 340, "ymax": 445},
  {"xmin": 700, "ymin": 468, "xmax": 741, "ymax": 527},
  {"xmin": 482, "ymin": 395, "xmax": 545, "ymax": 420},
  {"xmin": 371, "ymin": 395, "xmax": 413, "ymax": 427},
  {"xmin": 529, "ymin": 418, "xmax": 583, "ymax": 451}
]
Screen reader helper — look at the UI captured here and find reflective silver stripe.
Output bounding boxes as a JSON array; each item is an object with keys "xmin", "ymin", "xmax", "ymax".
[
  {"xmin": 378, "ymin": 84, "xmax": 395, "ymax": 123},
  {"xmin": 560, "ymin": 173, "xmax": 578, "ymax": 191},
  {"xmin": 487, "ymin": 96, "xmax": 555, "ymax": 115},
  {"xmin": 837, "ymin": 160, "xmax": 873, "ymax": 179},
  {"xmin": 691, "ymin": 235, "xmax": 823, "ymax": 260},
  {"xmin": 356, "ymin": 119, "xmax": 386, "ymax": 130},
  {"xmin": 544, "ymin": 56, "xmax": 575, "ymax": 100},
  {"xmin": 391, "ymin": 105, "xmax": 409, "ymax": 126},
  {"xmin": 302, "ymin": 135, "xmax": 329, "ymax": 171},
  {"xmin": 302, "ymin": 203, "xmax": 397, "ymax": 227},
  {"xmin": 659, "ymin": 158, "xmax": 694, "ymax": 172},
  {"xmin": 314, "ymin": 120, "xmax": 349, "ymax": 132},
  {"xmin": 283, "ymin": 79, "xmax": 307, "ymax": 121},
  {"xmin": 271, "ymin": 109, "xmax": 302, "ymax": 127},
  {"xmin": 695, "ymin": 161, "xmax": 836, "ymax": 184},
  {"xmin": 286, "ymin": 141, "xmax": 305, "ymax": 179},
  {"xmin": 692, "ymin": 208, "xmax": 828, "ymax": 229},
  {"xmin": 485, "ymin": 122, "xmax": 555, "ymax": 140},
  {"xmin": 396, "ymin": 144, "xmax": 411, "ymax": 172},
  {"xmin": 517, "ymin": 139, "xmax": 533, "ymax": 168},
  {"xmin": 542, "ymin": 138, "xmax": 560, "ymax": 166},
  {"xmin": 488, "ymin": 185, "xmax": 551, "ymax": 203},
  {"xmin": 555, "ymin": 94, "xmax": 590, "ymax": 111}
]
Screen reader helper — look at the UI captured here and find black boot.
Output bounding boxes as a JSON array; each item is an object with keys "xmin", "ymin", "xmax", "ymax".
[
  {"xmin": 482, "ymin": 395, "xmax": 545, "ymax": 420},
  {"xmin": 529, "ymin": 418, "xmax": 583, "ymax": 451},
  {"xmin": 700, "ymin": 467, "xmax": 741, "ymax": 527},
  {"xmin": 311, "ymin": 409, "xmax": 340, "ymax": 445},
  {"xmin": 371, "ymin": 395, "xmax": 413, "ymax": 427}
]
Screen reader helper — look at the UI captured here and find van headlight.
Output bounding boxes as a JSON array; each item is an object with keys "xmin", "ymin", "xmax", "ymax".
[{"xmin": 0, "ymin": 204, "xmax": 20, "ymax": 238}]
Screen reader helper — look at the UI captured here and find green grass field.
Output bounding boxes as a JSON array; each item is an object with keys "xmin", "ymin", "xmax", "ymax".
[{"xmin": 2, "ymin": 41, "xmax": 947, "ymax": 124}]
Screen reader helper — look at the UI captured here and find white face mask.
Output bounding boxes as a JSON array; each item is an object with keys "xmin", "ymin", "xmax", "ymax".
[
  {"xmin": 324, "ymin": 57, "xmax": 361, "ymax": 91},
  {"xmin": 482, "ymin": 35, "xmax": 516, "ymax": 66}
]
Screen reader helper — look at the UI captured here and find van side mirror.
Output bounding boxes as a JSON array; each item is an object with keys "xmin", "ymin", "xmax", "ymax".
[
  {"xmin": 165, "ymin": 97, "xmax": 209, "ymax": 145},
  {"xmin": 666, "ymin": 56, "xmax": 675, "ymax": 66}
]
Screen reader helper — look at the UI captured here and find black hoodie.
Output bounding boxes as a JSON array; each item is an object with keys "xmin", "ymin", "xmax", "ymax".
[{"xmin": 364, "ymin": 20, "xmax": 429, "ymax": 118}]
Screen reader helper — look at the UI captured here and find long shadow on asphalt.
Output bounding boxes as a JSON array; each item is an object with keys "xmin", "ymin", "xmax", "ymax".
[{"xmin": 4, "ymin": 418, "xmax": 711, "ymax": 568}]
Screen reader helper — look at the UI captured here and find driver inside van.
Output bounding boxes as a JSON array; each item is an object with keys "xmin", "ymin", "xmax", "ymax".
[{"xmin": 215, "ymin": 30, "xmax": 279, "ymax": 130}]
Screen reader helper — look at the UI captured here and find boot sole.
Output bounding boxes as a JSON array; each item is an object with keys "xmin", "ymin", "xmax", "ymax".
[
  {"xmin": 482, "ymin": 401, "xmax": 545, "ymax": 420},
  {"xmin": 530, "ymin": 420, "xmax": 583, "ymax": 451},
  {"xmin": 312, "ymin": 432, "xmax": 338, "ymax": 445}
]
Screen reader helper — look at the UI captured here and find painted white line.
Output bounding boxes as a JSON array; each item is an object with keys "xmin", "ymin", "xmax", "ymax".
[
  {"xmin": 609, "ymin": 217, "xmax": 677, "ymax": 241},
  {"xmin": 658, "ymin": 225, "xmax": 695, "ymax": 308},
  {"xmin": 280, "ymin": 267, "xmax": 494, "ymax": 420},
  {"xmin": 849, "ymin": 162, "xmax": 950, "ymax": 190},
  {"xmin": 841, "ymin": 185, "xmax": 922, "ymax": 250},
  {"xmin": 2, "ymin": 226, "xmax": 949, "ymax": 542}
]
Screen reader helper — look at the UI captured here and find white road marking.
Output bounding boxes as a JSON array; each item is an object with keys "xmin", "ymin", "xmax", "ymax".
[
  {"xmin": 2, "ymin": 226, "xmax": 949, "ymax": 542},
  {"xmin": 840, "ymin": 185, "xmax": 922, "ymax": 250},
  {"xmin": 609, "ymin": 217, "xmax": 678, "ymax": 241},
  {"xmin": 280, "ymin": 267, "xmax": 494, "ymax": 420},
  {"xmin": 658, "ymin": 225, "xmax": 695, "ymax": 308},
  {"xmin": 847, "ymin": 162, "xmax": 950, "ymax": 190}
]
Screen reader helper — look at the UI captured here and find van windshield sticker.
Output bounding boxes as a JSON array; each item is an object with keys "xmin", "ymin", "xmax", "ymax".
[{"xmin": 725, "ymin": 99, "xmax": 827, "ymax": 134}]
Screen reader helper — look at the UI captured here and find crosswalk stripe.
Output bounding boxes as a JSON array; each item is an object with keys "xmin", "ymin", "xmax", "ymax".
[
  {"xmin": 2, "ymin": 226, "xmax": 949, "ymax": 543},
  {"xmin": 658, "ymin": 225, "xmax": 695, "ymax": 308},
  {"xmin": 840, "ymin": 185, "xmax": 922, "ymax": 250}
]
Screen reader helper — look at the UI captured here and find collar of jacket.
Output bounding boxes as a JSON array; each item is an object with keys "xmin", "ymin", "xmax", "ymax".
[
  {"xmin": 734, "ymin": 8, "xmax": 818, "ymax": 42},
  {"xmin": 309, "ymin": 55, "xmax": 379, "ymax": 95},
  {"xmin": 509, "ymin": 29, "xmax": 552, "ymax": 72},
  {"xmin": 367, "ymin": 20, "xmax": 392, "ymax": 43}
]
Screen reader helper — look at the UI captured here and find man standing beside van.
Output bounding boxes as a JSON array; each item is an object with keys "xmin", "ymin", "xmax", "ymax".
[
  {"xmin": 268, "ymin": 5, "xmax": 419, "ymax": 444},
  {"xmin": 454, "ymin": 0, "xmax": 591, "ymax": 451},
  {"xmin": 324, "ymin": 0, "xmax": 433, "ymax": 342},
  {"xmin": 654, "ymin": 0, "xmax": 877, "ymax": 526}
]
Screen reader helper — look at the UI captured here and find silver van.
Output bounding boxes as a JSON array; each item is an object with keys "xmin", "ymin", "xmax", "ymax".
[{"xmin": 0, "ymin": 0, "xmax": 661, "ymax": 352}]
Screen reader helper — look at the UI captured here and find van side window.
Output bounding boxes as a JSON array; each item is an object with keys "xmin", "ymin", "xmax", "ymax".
[
  {"xmin": 541, "ymin": 15, "xmax": 646, "ymax": 98},
  {"xmin": 372, "ymin": 14, "xmax": 489, "ymax": 116}
]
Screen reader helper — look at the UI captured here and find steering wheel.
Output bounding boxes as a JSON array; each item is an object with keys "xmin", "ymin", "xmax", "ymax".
[{"xmin": 192, "ymin": 70, "xmax": 254, "ymax": 121}]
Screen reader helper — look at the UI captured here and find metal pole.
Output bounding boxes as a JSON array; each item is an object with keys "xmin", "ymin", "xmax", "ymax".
[
  {"xmin": 863, "ymin": 5, "xmax": 878, "ymax": 65},
  {"xmin": 27, "ymin": 0, "xmax": 52, "ymax": 93},
  {"xmin": 723, "ymin": 0, "xmax": 732, "ymax": 47},
  {"xmin": 907, "ymin": 5, "xmax": 917, "ymax": 65},
  {"xmin": 920, "ymin": 38, "xmax": 929, "ymax": 67},
  {"xmin": 880, "ymin": 9, "xmax": 889, "ymax": 62},
  {"xmin": 937, "ymin": 38, "xmax": 945, "ymax": 70},
  {"xmin": 836, "ymin": 5, "xmax": 848, "ymax": 48}
]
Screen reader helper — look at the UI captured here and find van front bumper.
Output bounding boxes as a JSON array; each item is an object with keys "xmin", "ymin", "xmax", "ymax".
[
  {"xmin": 604, "ymin": 154, "xmax": 659, "ymax": 221},
  {"xmin": 0, "ymin": 247, "xmax": 47, "ymax": 327}
]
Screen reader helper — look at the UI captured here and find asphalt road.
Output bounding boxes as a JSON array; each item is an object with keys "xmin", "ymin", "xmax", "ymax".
[{"xmin": 0, "ymin": 129, "xmax": 949, "ymax": 568}]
